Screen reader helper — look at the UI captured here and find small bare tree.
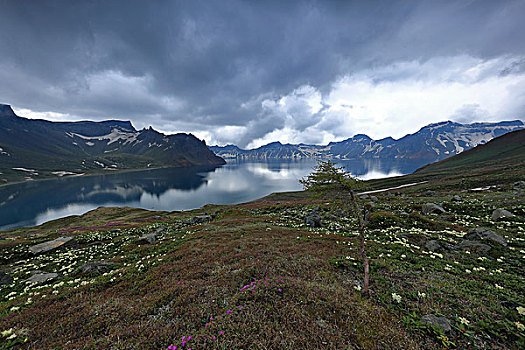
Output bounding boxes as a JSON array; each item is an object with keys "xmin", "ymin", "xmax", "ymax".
[{"xmin": 300, "ymin": 160, "xmax": 370, "ymax": 294}]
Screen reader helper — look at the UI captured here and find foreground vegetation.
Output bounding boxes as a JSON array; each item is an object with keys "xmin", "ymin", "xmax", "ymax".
[{"xmin": 0, "ymin": 163, "xmax": 524, "ymax": 349}]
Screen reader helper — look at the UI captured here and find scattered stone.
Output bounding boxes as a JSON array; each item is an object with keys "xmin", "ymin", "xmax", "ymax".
[
  {"xmin": 424, "ymin": 190, "xmax": 438, "ymax": 197},
  {"xmin": 513, "ymin": 181, "xmax": 525, "ymax": 188},
  {"xmin": 192, "ymin": 215, "xmax": 212, "ymax": 225},
  {"xmin": 425, "ymin": 240, "xmax": 442, "ymax": 252},
  {"xmin": 80, "ymin": 261, "xmax": 115, "ymax": 275},
  {"xmin": 421, "ymin": 314, "xmax": 452, "ymax": 333},
  {"xmin": 364, "ymin": 201, "xmax": 376, "ymax": 210},
  {"xmin": 29, "ymin": 236, "xmax": 76, "ymax": 254},
  {"xmin": 305, "ymin": 209, "xmax": 322, "ymax": 228},
  {"xmin": 359, "ymin": 194, "xmax": 370, "ymax": 200},
  {"xmin": 26, "ymin": 271, "xmax": 58, "ymax": 285},
  {"xmin": 451, "ymin": 195, "xmax": 463, "ymax": 202},
  {"xmin": 421, "ymin": 203, "xmax": 446, "ymax": 215},
  {"xmin": 138, "ymin": 233, "xmax": 157, "ymax": 244},
  {"xmin": 454, "ymin": 240, "xmax": 492, "ymax": 254},
  {"xmin": 385, "ymin": 192, "xmax": 394, "ymax": 198},
  {"xmin": 501, "ymin": 300, "xmax": 520, "ymax": 309},
  {"xmin": 370, "ymin": 195, "xmax": 378, "ymax": 202},
  {"xmin": 464, "ymin": 228, "xmax": 507, "ymax": 247},
  {"xmin": 0, "ymin": 271, "xmax": 14, "ymax": 285},
  {"xmin": 491, "ymin": 208, "xmax": 514, "ymax": 221}
]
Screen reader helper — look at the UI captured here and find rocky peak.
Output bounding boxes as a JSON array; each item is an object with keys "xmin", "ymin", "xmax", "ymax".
[
  {"xmin": 0, "ymin": 104, "xmax": 16, "ymax": 117},
  {"xmin": 351, "ymin": 134, "xmax": 372, "ymax": 142}
]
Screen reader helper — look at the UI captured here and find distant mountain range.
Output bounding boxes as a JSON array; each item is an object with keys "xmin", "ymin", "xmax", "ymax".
[
  {"xmin": 0, "ymin": 104, "xmax": 225, "ymax": 184},
  {"xmin": 210, "ymin": 120, "xmax": 524, "ymax": 161}
]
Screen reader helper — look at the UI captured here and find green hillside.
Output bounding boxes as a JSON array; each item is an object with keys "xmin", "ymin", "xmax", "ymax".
[
  {"xmin": 368, "ymin": 129, "xmax": 525, "ymax": 192},
  {"xmin": 416, "ymin": 129, "xmax": 525, "ymax": 174}
]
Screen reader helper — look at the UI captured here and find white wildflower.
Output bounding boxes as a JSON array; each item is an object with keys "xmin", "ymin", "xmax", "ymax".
[
  {"xmin": 459, "ymin": 317, "xmax": 470, "ymax": 325},
  {"xmin": 392, "ymin": 293, "xmax": 402, "ymax": 303},
  {"xmin": 517, "ymin": 306, "xmax": 525, "ymax": 316}
]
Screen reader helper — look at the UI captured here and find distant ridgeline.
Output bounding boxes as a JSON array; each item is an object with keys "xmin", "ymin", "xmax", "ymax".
[
  {"xmin": 209, "ymin": 120, "xmax": 525, "ymax": 161},
  {"xmin": 0, "ymin": 104, "xmax": 225, "ymax": 184}
]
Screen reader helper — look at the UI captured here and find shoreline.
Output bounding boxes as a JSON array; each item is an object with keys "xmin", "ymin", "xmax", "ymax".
[{"xmin": 0, "ymin": 163, "xmax": 225, "ymax": 189}]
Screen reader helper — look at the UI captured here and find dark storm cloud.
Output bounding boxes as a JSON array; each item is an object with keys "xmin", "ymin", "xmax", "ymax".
[{"xmin": 1, "ymin": 0, "xmax": 524, "ymax": 146}]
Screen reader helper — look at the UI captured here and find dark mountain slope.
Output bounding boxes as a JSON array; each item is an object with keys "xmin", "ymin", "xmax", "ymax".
[{"xmin": 0, "ymin": 104, "xmax": 225, "ymax": 184}]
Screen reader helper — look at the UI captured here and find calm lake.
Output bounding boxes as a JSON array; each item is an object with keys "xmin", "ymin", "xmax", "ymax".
[{"xmin": 0, "ymin": 159, "xmax": 427, "ymax": 231}]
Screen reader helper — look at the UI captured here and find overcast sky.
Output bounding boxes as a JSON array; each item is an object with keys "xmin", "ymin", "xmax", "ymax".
[{"xmin": 1, "ymin": 0, "xmax": 524, "ymax": 148}]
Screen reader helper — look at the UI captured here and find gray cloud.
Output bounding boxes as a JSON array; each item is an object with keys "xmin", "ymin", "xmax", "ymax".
[{"xmin": 1, "ymin": 0, "xmax": 524, "ymax": 147}]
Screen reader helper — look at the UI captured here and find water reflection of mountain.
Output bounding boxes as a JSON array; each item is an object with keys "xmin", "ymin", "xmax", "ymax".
[
  {"xmin": 0, "ymin": 159, "xmax": 430, "ymax": 231},
  {"xmin": 0, "ymin": 165, "xmax": 221, "ymax": 231},
  {"xmin": 226, "ymin": 158, "xmax": 426, "ymax": 177}
]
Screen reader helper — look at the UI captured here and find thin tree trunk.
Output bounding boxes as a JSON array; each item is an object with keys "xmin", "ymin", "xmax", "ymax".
[{"xmin": 349, "ymin": 190, "xmax": 370, "ymax": 294}]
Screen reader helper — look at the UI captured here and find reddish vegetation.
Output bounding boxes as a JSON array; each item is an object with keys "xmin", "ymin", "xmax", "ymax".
[{"xmin": 0, "ymin": 211, "xmax": 435, "ymax": 349}]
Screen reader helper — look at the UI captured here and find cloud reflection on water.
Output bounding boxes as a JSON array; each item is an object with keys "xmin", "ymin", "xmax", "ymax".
[{"xmin": 0, "ymin": 159, "xmax": 427, "ymax": 231}]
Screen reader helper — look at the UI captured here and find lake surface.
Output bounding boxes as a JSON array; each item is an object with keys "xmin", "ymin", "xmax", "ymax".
[{"xmin": 0, "ymin": 158, "xmax": 428, "ymax": 231}]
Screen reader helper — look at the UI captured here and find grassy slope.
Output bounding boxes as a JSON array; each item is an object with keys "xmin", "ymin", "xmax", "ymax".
[
  {"xmin": 367, "ymin": 129, "xmax": 525, "ymax": 192},
  {"xmin": 0, "ymin": 137, "xmax": 524, "ymax": 349},
  {"xmin": 416, "ymin": 129, "xmax": 525, "ymax": 174}
]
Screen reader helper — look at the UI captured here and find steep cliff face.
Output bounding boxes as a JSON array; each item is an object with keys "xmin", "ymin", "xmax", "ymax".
[
  {"xmin": 210, "ymin": 120, "xmax": 525, "ymax": 161},
  {"xmin": 0, "ymin": 104, "xmax": 225, "ymax": 181}
]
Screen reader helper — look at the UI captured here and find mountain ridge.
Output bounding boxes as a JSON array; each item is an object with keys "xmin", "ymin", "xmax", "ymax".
[
  {"xmin": 0, "ymin": 104, "xmax": 225, "ymax": 185},
  {"xmin": 210, "ymin": 119, "xmax": 524, "ymax": 161}
]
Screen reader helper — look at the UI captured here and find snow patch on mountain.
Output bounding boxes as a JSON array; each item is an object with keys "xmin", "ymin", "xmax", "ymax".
[
  {"xmin": 52, "ymin": 171, "xmax": 77, "ymax": 177},
  {"xmin": 210, "ymin": 120, "xmax": 524, "ymax": 161},
  {"xmin": 70, "ymin": 128, "xmax": 139, "ymax": 146},
  {"xmin": 0, "ymin": 147, "xmax": 9, "ymax": 156},
  {"xmin": 12, "ymin": 168, "xmax": 39, "ymax": 176}
]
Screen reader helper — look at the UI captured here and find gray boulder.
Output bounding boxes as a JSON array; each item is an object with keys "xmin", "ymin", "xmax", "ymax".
[
  {"xmin": 370, "ymin": 195, "xmax": 379, "ymax": 202},
  {"xmin": 421, "ymin": 314, "xmax": 452, "ymax": 333},
  {"xmin": 359, "ymin": 194, "xmax": 370, "ymax": 200},
  {"xmin": 305, "ymin": 211, "xmax": 322, "ymax": 228},
  {"xmin": 26, "ymin": 271, "xmax": 58, "ymax": 285},
  {"xmin": 491, "ymin": 209, "xmax": 514, "ymax": 221},
  {"xmin": 454, "ymin": 240, "xmax": 492, "ymax": 254},
  {"xmin": 364, "ymin": 201, "xmax": 376, "ymax": 209},
  {"xmin": 513, "ymin": 181, "xmax": 525, "ymax": 188},
  {"xmin": 451, "ymin": 195, "xmax": 463, "ymax": 202},
  {"xmin": 80, "ymin": 261, "xmax": 115, "ymax": 275},
  {"xmin": 192, "ymin": 215, "xmax": 212, "ymax": 225},
  {"xmin": 0, "ymin": 271, "xmax": 14, "ymax": 285},
  {"xmin": 464, "ymin": 228, "xmax": 507, "ymax": 247},
  {"xmin": 425, "ymin": 240, "xmax": 443, "ymax": 252},
  {"xmin": 422, "ymin": 203, "xmax": 446, "ymax": 215},
  {"xmin": 138, "ymin": 233, "xmax": 157, "ymax": 244},
  {"xmin": 424, "ymin": 190, "xmax": 438, "ymax": 197},
  {"xmin": 29, "ymin": 236, "xmax": 76, "ymax": 254}
]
